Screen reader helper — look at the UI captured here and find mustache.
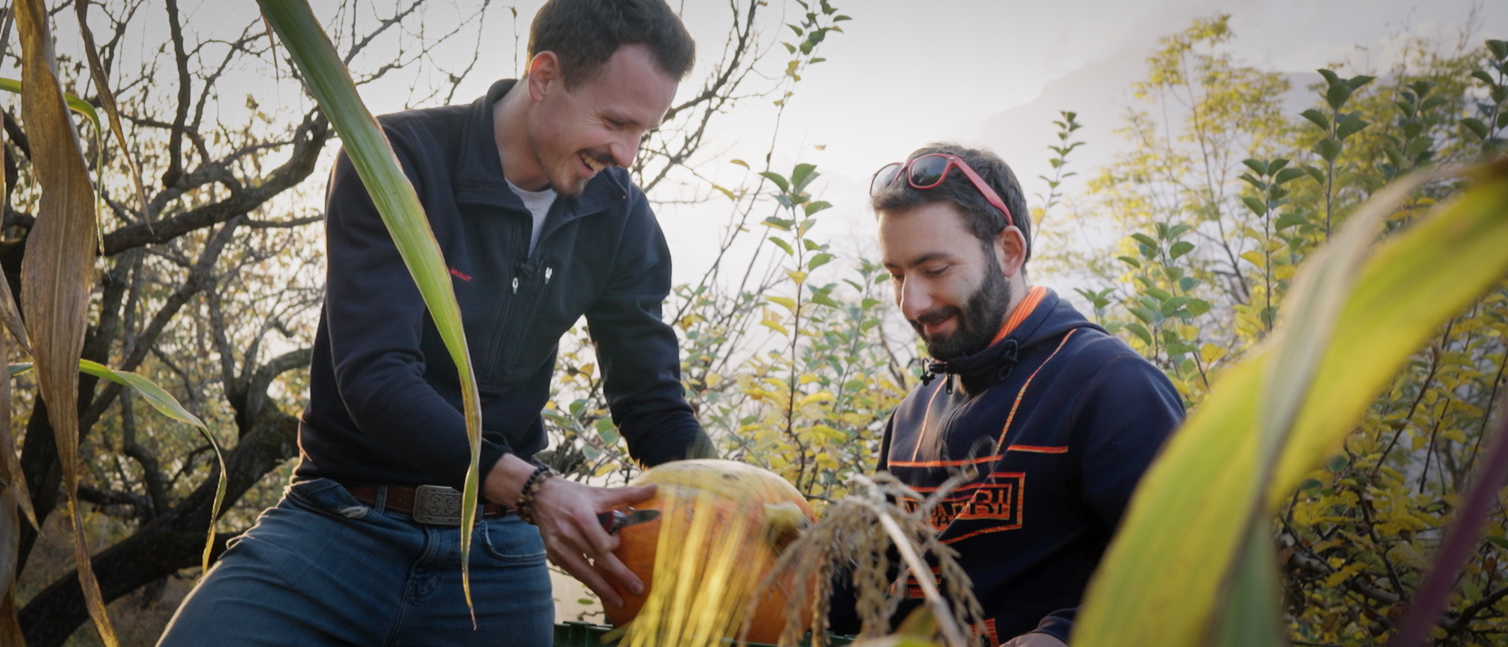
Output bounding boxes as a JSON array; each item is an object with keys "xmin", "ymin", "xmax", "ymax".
[
  {"xmin": 911, "ymin": 306, "xmax": 961, "ymax": 328},
  {"xmin": 583, "ymin": 151, "xmax": 614, "ymax": 168}
]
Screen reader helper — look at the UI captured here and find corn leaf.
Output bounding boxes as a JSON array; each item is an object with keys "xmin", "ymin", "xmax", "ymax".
[
  {"xmin": 1211, "ymin": 525, "xmax": 1284, "ymax": 647},
  {"xmin": 0, "ymin": 69, "xmax": 32, "ymax": 544},
  {"xmin": 14, "ymin": 0, "xmax": 115, "ymax": 645},
  {"xmin": 0, "ymin": 589, "xmax": 20, "ymax": 647},
  {"xmin": 78, "ymin": 360, "xmax": 206, "ymax": 429},
  {"xmin": 0, "ymin": 270, "xmax": 29, "ymax": 359},
  {"xmin": 0, "ymin": 304, "xmax": 33, "ymax": 536},
  {"xmin": 0, "ymin": 487, "xmax": 18, "ymax": 646},
  {"xmin": 0, "ymin": 15, "xmax": 27, "ymax": 645},
  {"xmin": 257, "ymin": 0, "xmax": 486, "ymax": 617},
  {"xmin": 1075, "ymin": 162, "xmax": 1508, "ymax": 646},
  {"xmin": 74, "ymin": 0, "xmax": 150, "ymax": 218},
  {"xmin": 0, "ymin": 419, "xmax": 21, "ymax": 646},
  {"xmin": 0, "ymin": 89, "xmax": 23, "ymax": 360},
  {"xmin": 78, "ymin": 359, "xmax": 225, "ymax": 572},
  {"xmin": 1270, "ymin": 163, "xmax": 1508, "ymax": 490},
  {"xmin": 0, "ymin": 76, "xmax": 105, "ymax": 256},
  {"xmin": 0, "ymin": 78, "xmax": 101, "ymax": 134}
]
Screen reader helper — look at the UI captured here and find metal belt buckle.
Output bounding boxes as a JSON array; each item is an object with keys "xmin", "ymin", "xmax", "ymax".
[{"xmin": 411, "ymin": 485, "xmax": 464, "ymax": 526}]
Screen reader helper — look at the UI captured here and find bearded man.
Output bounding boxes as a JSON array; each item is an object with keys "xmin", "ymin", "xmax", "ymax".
[{"xmin": 831, "ymin": 144, "xmax": 1185, "ymax": 646}]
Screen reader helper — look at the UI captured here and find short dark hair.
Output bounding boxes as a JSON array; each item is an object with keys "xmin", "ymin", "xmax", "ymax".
[
  {"xmin": 528, "ymin": 0, "xmax": 696, "ymax": 87},
  {"xmin": 872, "ymin": 143, "xmax": 1032, "ymax": 268}
]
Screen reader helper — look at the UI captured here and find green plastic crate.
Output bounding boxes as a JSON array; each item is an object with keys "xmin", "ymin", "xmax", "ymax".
[{"xmin": 551, "ymin": 621, "xmax": 854, "ymax": 647}]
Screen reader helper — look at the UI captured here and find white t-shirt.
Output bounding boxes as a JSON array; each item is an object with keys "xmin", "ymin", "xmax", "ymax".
[{"xmin": 506, "ymin": 180, "xmax": 558, "ymax": 255}]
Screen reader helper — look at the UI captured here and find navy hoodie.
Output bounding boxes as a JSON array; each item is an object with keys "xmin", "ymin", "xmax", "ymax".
[{"xmin": 832, "ymin": 287, "xmax": 1183, "ymax": 644}]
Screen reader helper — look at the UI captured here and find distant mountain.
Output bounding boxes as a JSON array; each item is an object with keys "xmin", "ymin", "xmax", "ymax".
[
  {"xmin": 976, "ymin": 44, "xmax": 1150, "ymax": 203},
  {"xmin": 977, "ymin": 47, "xmax": 1320, "ymax": 208}
]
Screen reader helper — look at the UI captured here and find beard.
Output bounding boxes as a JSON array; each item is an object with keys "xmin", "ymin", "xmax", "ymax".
[{"xmin": 910, "ymin": 265, "xmax": 1013, "ymax": 361}]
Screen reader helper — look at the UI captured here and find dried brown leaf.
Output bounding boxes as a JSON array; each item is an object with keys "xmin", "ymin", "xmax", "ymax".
[
  {"xmin": 0, "ymin": 486, "xmax": 17, "ymax": 598},
  {"xmin": 0, "ymin": 587, "xmax": 22, "ymax": 647},
  {"xmin": 14, "ymin": 0, "xmax": 113, "ymax": 644},
  {"xmin": 75, "ymin": 0, "xmax": 150, "ymax": 219},
  {"xmin": 0, "ymin": 314, "xmax": 32, "ymax": 532}
]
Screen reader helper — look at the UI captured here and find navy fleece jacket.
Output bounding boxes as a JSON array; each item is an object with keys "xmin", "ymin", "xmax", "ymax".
[
  {"xmin": 295, "ymin": 79, "xmax": 708, "ymax": 490},
  {"xmin": 831, "ymin": 288, "xmax": 1183, "ymax": 645}
]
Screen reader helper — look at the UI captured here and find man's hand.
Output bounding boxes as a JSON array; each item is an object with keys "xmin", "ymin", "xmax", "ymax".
[
  {"xmin": 483, "ymin": 453, "xmax": 655, "ymax": 608},
  {"xmin": 1001, "ymin": 634, "xmax": 1067, "ymax": 647},
  {"xmin": 529, "ymin": 476, "xmax": 656, "ymax": 608}
]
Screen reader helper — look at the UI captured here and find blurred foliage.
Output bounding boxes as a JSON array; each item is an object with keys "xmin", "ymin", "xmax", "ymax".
[{"xmin": 1049, "ymin": 15, "xmax": 1508, "ymax": 646}]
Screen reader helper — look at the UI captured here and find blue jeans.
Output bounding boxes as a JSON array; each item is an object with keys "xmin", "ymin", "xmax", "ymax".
[{"xmin": 156, "ymin": 479, "xmax": 553, "ymax": 646}]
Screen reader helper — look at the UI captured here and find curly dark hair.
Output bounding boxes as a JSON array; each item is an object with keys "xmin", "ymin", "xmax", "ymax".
[{"xmin": 528, "ymin": 0, "xmax": 696, "ymax": 87}]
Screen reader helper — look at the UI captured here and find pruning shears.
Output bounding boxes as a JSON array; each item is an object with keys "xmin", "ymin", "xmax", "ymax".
[{"xmin": 596, "ymin": 508, "xmax": 660, "ymax": 534}]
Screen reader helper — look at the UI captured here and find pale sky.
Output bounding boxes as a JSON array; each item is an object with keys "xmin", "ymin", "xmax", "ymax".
[
  {"xmin": 649, "ymin": 0, "xmax": 1507, "ymax": 287},
  {"xmin": 33, "ymin": 0, "xmax": 1508, "ymax": 290}
]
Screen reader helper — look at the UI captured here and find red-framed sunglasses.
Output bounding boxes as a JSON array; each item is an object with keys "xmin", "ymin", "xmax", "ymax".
[{"xmin": 870, "ymin": 153, "xmax": 1016, "ymax": 228}]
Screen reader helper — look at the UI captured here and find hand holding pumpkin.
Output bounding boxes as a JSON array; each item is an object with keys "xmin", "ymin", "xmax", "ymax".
[{"xmin": 526, "ymin": 476, "xmax": 658, "ymax": 609}]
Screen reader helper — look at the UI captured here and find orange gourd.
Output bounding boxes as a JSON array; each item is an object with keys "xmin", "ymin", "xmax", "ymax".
[{"xmin": 604, "ymin": 459, "xmax": 816, "ymax": 645}]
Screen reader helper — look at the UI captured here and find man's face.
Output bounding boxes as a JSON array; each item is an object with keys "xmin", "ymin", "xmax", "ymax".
[
  {"xmin": 526, "ymin": 44, "xmax": 677, "ymax": 196},
  {"xmin": 879, "ymin": 201, "xmax": 1013, "ymax": 361}
]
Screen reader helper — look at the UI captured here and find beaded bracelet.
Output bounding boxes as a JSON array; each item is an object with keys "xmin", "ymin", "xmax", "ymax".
[{"xmin": 514, "ymin": 463, "xmax": 556, "ymax": 525}]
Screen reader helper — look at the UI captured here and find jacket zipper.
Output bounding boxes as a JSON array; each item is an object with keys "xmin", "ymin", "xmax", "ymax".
[{"xmin": 485, "ymin": 194, "xmax": 600, "ymax": 381}]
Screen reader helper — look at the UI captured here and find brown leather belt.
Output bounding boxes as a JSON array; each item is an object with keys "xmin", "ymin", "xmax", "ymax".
[{"xmin": 345, "ymin": 484, "xmax": 509, "ymax": 526}]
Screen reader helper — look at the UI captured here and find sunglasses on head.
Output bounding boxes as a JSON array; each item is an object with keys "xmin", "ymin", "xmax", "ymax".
[{"xmin": 870, "ymin": 153, "xmax": 1016, "ymax": 228}]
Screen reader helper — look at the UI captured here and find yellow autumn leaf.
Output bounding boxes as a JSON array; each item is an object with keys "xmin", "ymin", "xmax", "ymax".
[
  {"xmin": 797, "ymin": 391, "xmax": 835, "ymax": 408},
  {"xmin": 1200, "ymin": 343, "xmax": 1227, "ymax": 364},
  {"xmin": 1322, "ymin": 562, "xmax": 1368, "ymax": 589}
]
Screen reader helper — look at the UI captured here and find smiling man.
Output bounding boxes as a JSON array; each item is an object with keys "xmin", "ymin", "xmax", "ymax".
[
  {"xmin": 158, "ymin": 1, "xmax": 713, "ymax": 645},
  {"xmin": 830, "ymin": 144, "xmax": 1184, "ymax": 646}
]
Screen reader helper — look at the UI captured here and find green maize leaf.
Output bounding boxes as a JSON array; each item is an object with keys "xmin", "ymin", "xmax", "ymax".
[
  {"xmin": 0, "ymin": 77, "xmax": 101, "ymax": 133},
  {"xmin": 1271, "ymin": 164, "xmax": 1508, "ymax": 489},
  {"xmin": 14, "ymin": 0, "xmax": 114, "ymax": 642},
  {"xmin": 258, "ymin": 0, "xmax": 486, "ymax": 618},
  {"xmin": 1246, "ymin": 166, "xmax": 1432, "ymax": 532},
  {"xmin": 0, "ymin": 76, "xmax": 106, "ymax": 204},
  {"xmin": 1212, "ymin": 526, "xmax": 1284, "ymax": 647},
  {"xmin": 79, "ymin": 360, "xmax": 207, "ymax": 429},
  {"xmin": 0, "ymin": 75, "xmax": 109, "ymax": 257},
  {"xmin": 78, "ymin": 359, "xmax": 225, "ymax": 572},
  {"xmin": 1075, "ymin": 162, "xmax": 1508, "ymax": 647}
]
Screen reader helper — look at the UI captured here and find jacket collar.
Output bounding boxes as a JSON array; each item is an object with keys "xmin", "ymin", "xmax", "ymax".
[
  {"xmin": 453, "ymin": 79, "xmax": 630, "ymax": 216},
  {"xmin": 922, "ymin": 287, "xmax": 1060, "ymax": 395}
]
